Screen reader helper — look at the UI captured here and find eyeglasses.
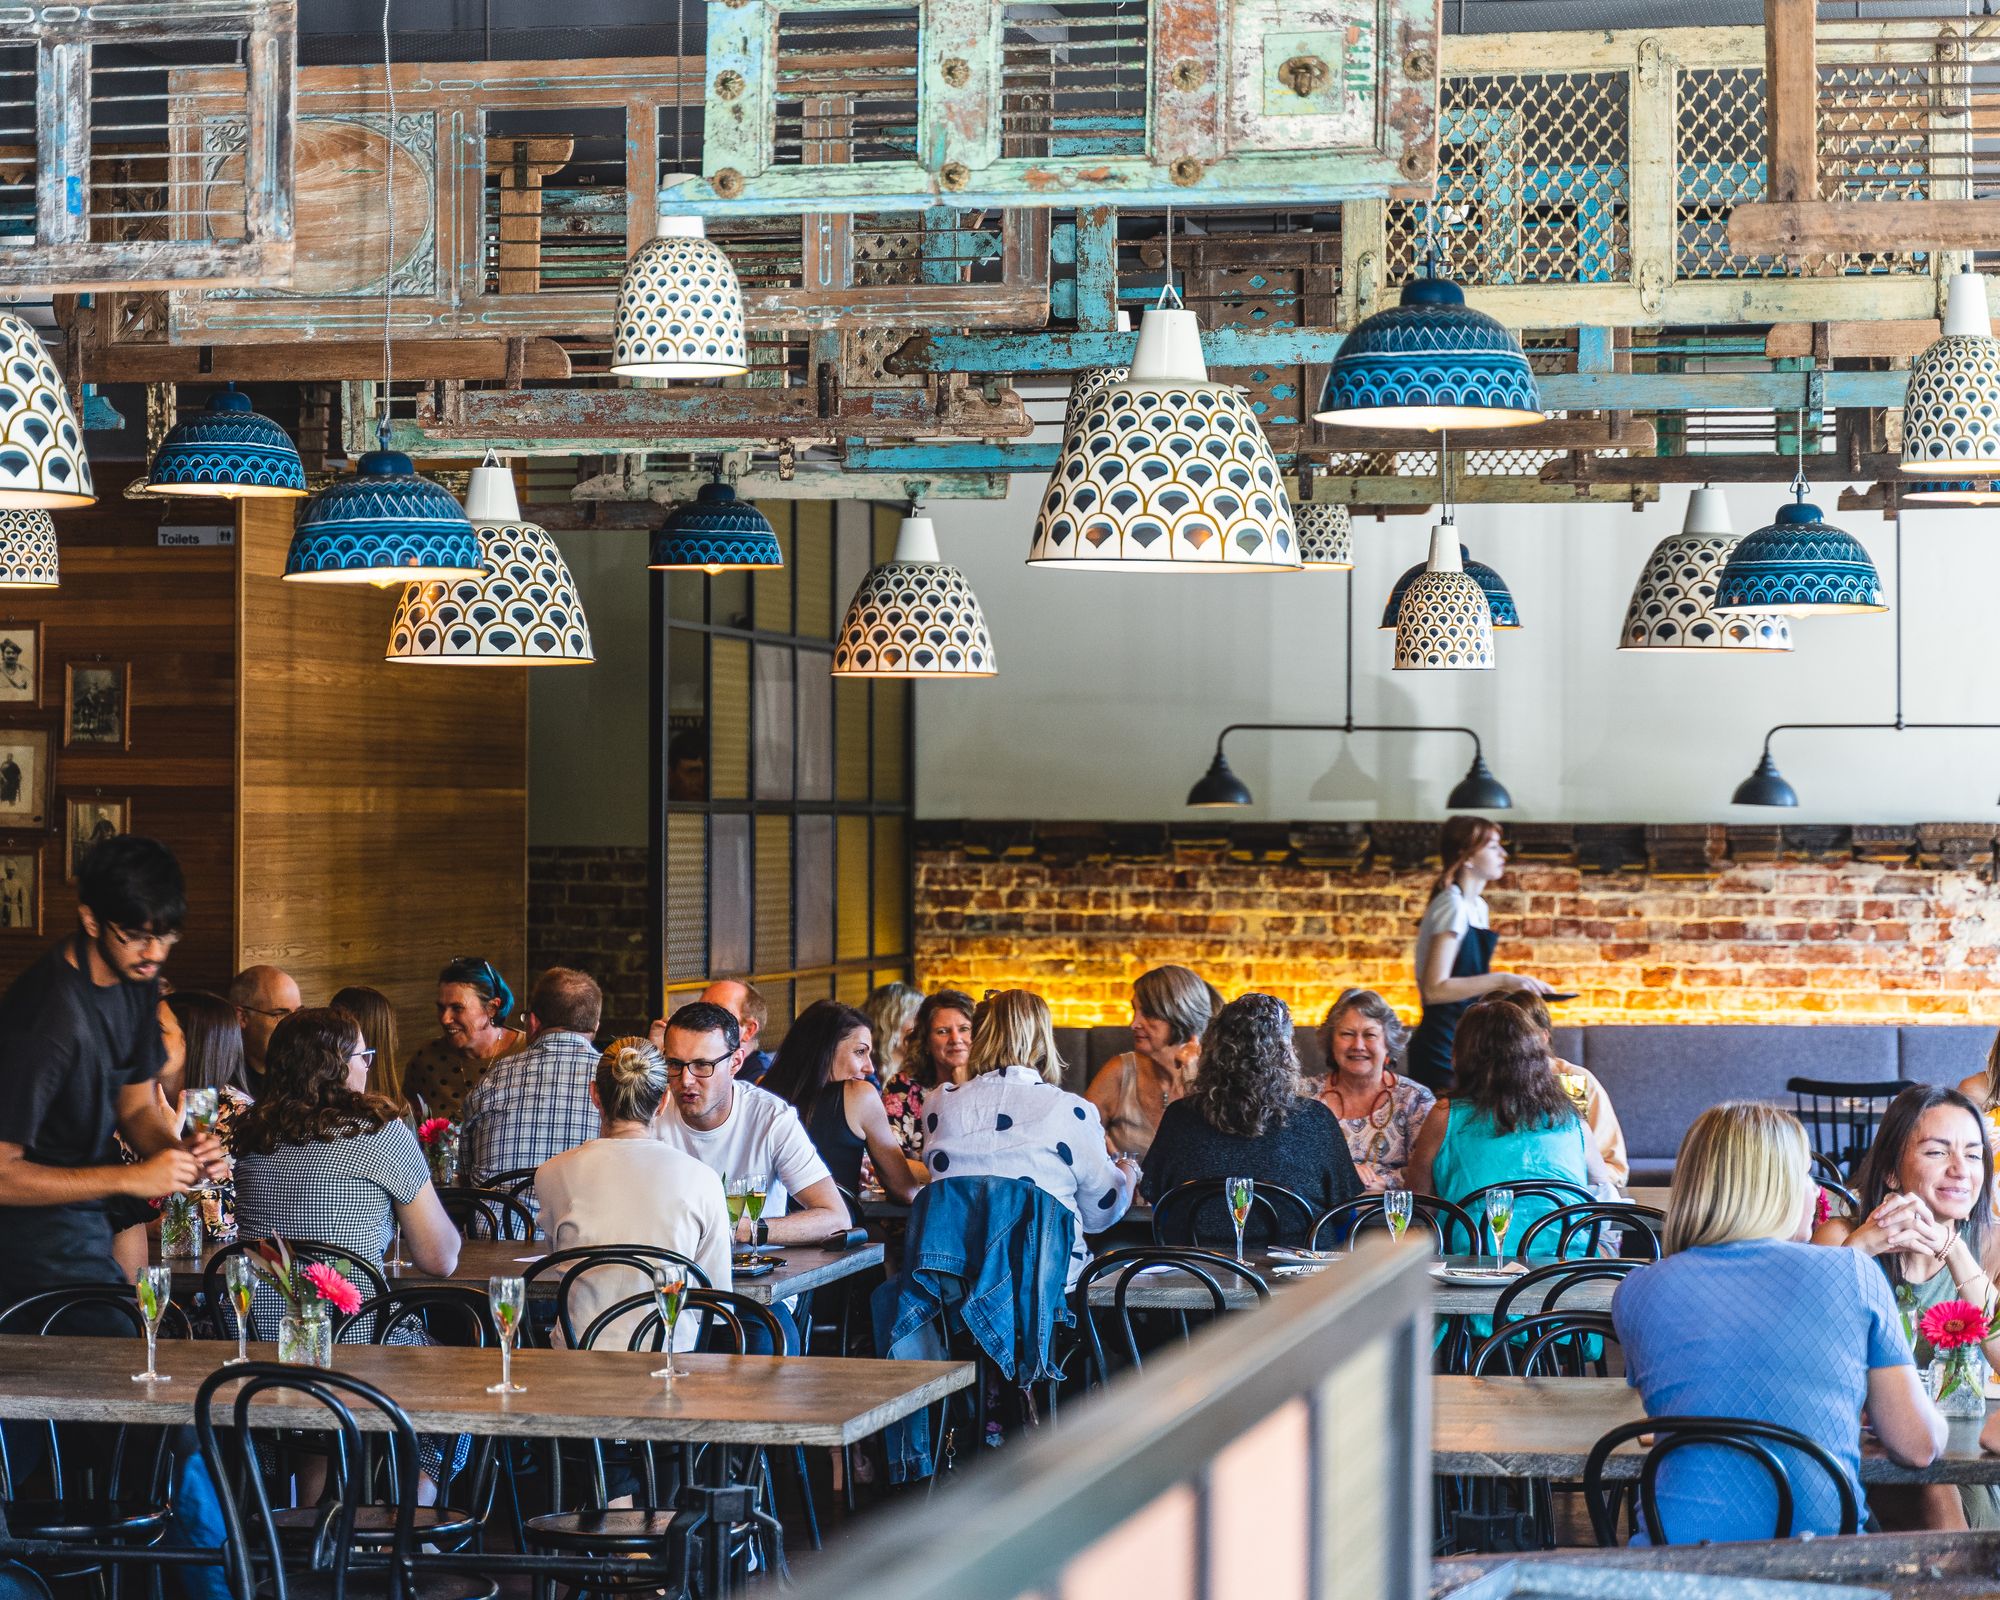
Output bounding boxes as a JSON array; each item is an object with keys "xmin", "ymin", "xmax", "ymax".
[
  {"xmin": 239, "ymin": 1004, "xmax": 295, "ymax": 1020},
  {"xmin": 350, "ymin": 1047, "xmax": 378, "ymax": 1065},
  {"xmin": 108, "ymin": 923, "xmax": 180, "ymax": 952},
  {"xmin": 663, "ymin": 1053, "xmax": 735, "ymax": 1080}
]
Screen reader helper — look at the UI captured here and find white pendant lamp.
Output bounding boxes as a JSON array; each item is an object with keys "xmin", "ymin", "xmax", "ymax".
[
  {"xmin": 1393, "ymin": 518, "xmax": 1494, "ymax": 670},
  {"xmin": 833, "ymin": 511, "xmax": 996, "ymax": 677},
  {"xmin": 1619, "ymin": 487, "xmax": 1793, "ymax": 652},
  {"xmin": 1296, "ymin": 502, "xmax": 1355, "ymax": 569},
  {"xmin": 610, "ymin": 216, "xmax": 750, "ymax": 379},
  {"xmin": 0, "ymin": 509, "xmax": 58, "ymax": 587},
  {"xmin": 1061, "ymin": 308, "xmax": 1134, "ymax": 431},
  {"xmin": 1028, "ymin": 299, "xmax": 1300, "ymax": 572},
  {"xmin": 1903, "ymin": 267, "xmax": 2000, "ymax": 476},
  {"xmin": 0, "ymin": 315, "xmax": 93, "ymax": 509},
  {"xmin": 385, "ymin": 453, "xmax": 593, "ymax": 666}
]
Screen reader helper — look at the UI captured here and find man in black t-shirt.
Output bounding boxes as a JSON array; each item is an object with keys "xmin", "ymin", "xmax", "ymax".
[{"xmin": 0, "ymin": 836, "xmax": 226, "ymax": 1301}]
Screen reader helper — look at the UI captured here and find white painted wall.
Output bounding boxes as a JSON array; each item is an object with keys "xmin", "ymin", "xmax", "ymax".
[{"xmin": 913, "ymin": 476, "xmax": 2000, "ymax": 824}]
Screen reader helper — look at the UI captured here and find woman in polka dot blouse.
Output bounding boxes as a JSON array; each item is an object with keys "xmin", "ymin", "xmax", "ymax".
[{"xmin": 922, "ymin": 989, "xmax": 1137, "ymax": 1288}]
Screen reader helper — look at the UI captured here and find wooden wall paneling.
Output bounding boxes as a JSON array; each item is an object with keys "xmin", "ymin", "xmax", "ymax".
[
  {"xmin": 235, "ymin": 498, "xmax": 527, "ymax": 1057},
  {"xmin": 0, "ymin": 465, "xmax": 238, "ymax": 993}
]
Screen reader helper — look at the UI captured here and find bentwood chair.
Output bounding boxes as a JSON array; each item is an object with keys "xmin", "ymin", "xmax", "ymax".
[
  {"xmin": 1513, "ymin": 1203, "xmax": 1664, "ymax": 1263},
  {"xmin": 471, "ymin": 1167, "xmax": 540, "ymax": 1205},
  {"xmin": 1582, "ymin": 1417, "xmax": 1861, "ymax": 1545},
  {"xmin": 434, "ymin": 1188, "xmax": 536, "ymax": 1243},
  {"xmin": 1788, "ymin": 1078, "xmax": 1906, "ymax": 1181},
  {"xmin": 517, "ymin": 1246, "xmax": 712, "ymax": 1350},
  {"xmin": 203, "ymin": 1240, "xmax": 390, "ymax": 1343},
  {"xmin": 1454, "ymin": 1180, "xmax": 1597, "ymax": 1256},
  {"xmin": 1471, "ymin": 1311, "xmax": 1620, "ymax": 1379},
  {"xmin": 1308, "ymin": 1193, "xmax": 1479, "ymax": 1254},
  {"xmin": 1071, "ymin": 1247, "xmax": 1269, "ymax": 1389},
  {"xmin": 1150, "ymin": 1179, "xmax": 1315, "ymax": 1251},
  {"xmin": 1488, "ymin": 1258, "xmax": 1640, "ymax": 1339}
]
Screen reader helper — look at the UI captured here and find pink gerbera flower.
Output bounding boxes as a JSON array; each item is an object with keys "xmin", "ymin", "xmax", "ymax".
[
  {"xmin": 417, "ymin": 1117, "xmax": 452, "ymax": 1147},
  {"xmin": 303, "ymin": 1261, "xmax": 363, "ymax": 1317},
  {"xmin": 1919, "ymin": 1299, "xmax": 1990, "ymax": 1352}
]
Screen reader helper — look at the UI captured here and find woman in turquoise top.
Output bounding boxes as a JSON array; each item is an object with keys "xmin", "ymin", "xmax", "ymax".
[{"xmin": 1409, "ymin": 996, "xmax": 1613, "ymax": 1255}]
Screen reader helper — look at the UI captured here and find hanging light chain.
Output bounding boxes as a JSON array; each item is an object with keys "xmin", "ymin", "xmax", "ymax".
[{"xmin": 378, "ymin": 0, "xmax": 397, "ymax": 447}]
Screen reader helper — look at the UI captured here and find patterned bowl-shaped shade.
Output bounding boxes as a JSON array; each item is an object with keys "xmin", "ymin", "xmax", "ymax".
[
  {"xmin": 386, "ymin": 519, "xmax": 593, "ymax": 665},
  {"xmin": 1901, "ymin": 477, "xmax": 2000, "ymax": 504},
  {"xmin": 1901, "ymin": 333, "xmax": 2000, "ymax": 475},
  {"xmin": 0, "ymin": 508, "xmax": 58, "ymax": 587},
  {"xmin": 1712, "ymin": 500, "xmax": 1886, "ymax": 614},
  {"xmin": 1394, "ymin": 571, "xmax": 1494, "ymax": 669},
  {"xmin": 148, "ymin": 387, "xmax": 306, "ymax": 498},
  {"xmin": 0, "ymin": 314, "xmax": 93, "ymax": 508},
  {"xmin": 1063, "ymin": 365, "xmax": 1129, "ymax": 431},
  {"xmin": 833, "ymin": 559, "xmax": 997, "ymax": 677},
  {"xmin": 1315, "ymin": 277, "xmax": 1544, "ymax": 428},
  {"xmin": 649, "ymin": 483, "xmax": 784, "ymax": 571},
  {"xmin": 1028, "ymin": 382, "xmax": 1300, "ymax": 571},
  {"xmin": 285, "ymin": 450, "xmax": 484, "ymax": 584},
  {"xmin": 1296, "ymin": 502, "xmax": 1354, "ymax": 569},
  {"xmin": 611, "ymin": 230, "xmax": 750, "ymax": 380},
  {"xmin": 1619, "ymin": 534, "xmax": 1793, "ymax": 651},
  {"xmin": 1380, "ymin": 545, "xmax": 1520, "ymax": 629}
]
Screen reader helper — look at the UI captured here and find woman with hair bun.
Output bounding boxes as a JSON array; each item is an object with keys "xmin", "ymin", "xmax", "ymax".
[
  {"xmin": 401, "ymin": 956, "xmax": 527, "ymax": 1120},
  {"xmin": 535, "ymin": 1037, "xmax": 733, "ymax": 1349},
  {"xmin": 1405, "ymin": 816, "xmax": 1552, "ymax": 1094}
]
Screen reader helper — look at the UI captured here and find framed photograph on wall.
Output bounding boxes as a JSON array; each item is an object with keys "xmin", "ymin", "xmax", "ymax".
[
  {"xmin": 0, "ymin": 622, "xmax": 40, "ymax": 707},
  {"xmin": 0, "ymin": 730, "xmax": 50, "ymax": 829},
  {"xmin": 66, "ymin": 795, "xmax": 127, "ymax": 882},
  {"xmin": 0, "ymin": 848, "xmax": 41, "ymax": 933},
  {"xmin": 64, "ymin": 661, "xmax": 130, "ymax": 749}
]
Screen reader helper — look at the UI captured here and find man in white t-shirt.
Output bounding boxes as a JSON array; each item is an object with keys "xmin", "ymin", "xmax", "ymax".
[{"xmin": 654, "ymin": 1000, "xmax": 851, "ymax": 1245}]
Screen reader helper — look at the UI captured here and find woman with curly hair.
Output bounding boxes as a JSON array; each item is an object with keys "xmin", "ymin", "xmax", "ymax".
[
  {"xmin": 233, "ymin": 1006, "xmax": 460, "ymax": 1290},
  {"xmin": 1140, "ymin": 993, "xmax": 1361, "ymax": 1237}
]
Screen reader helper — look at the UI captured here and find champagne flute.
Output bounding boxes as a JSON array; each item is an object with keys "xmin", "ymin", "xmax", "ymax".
[
  {"xmin": 182, "ymin": 1087, "xmax": 221, "ymax": 1192},
  {"xmin": 224, "ymin": 1254, "xmax": 255, "ymax": 1365},
  {"xmin": 386, "ymin": 1219, "xmax": 410, "ymax": 1272},
  {"xmin": 1384, "ymin": 1187, "xmax": 1413, "ymax": 1245},
  {"xmin": 1226, "ymin": 1175, "xmax": 1254, "ymax": 1265},
  {"xmin": 725, "ymin": 1178, "xmax": 750, "ymax": 1244},
  {"xmin": 1487, "ymin": 1188, "xmax": 1516, "ymax": 1260},
  {"xmin": 486, "ymin": 1276, "xmax": 526, "ymax": 1394},
  {"xmin": 650, "ymin": 1270, "xmax": 688, "ymax": 1383},
  {"xmin": 744, "ymin": 1174, "xmax": 769, "ymax": 1228},
  {"xmin": 132, "ymin": 1266, "xmax": 172, "ymax": 1383}
]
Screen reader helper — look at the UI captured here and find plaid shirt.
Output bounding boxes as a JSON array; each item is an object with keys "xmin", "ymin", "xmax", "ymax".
[{"xmin": 459, "ymin": 1029, "xmax": 603, "ymax": 1204}]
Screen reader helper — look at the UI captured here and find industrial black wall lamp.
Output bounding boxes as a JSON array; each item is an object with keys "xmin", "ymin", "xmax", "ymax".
[
  {"xmin": 1733, "ymin": 513, "xmax": 2000, "ymax": 806},
  {"xmin": 1186, "ymin": 572, "xmax": 1512, "ymax": 810}
]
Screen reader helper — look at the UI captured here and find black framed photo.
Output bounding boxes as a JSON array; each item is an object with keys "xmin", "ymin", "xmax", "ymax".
[
  {"xmin": 0, "ymin": 729, "xmax": 50, "ymax": 829},
  {"xmin": 64, "ymin": 660, "xmax": 130, "ymax": 749},
  {"xmin": 66, "ymin": 795, "xmax": 128, "ymax": 881},
  {"xmin": 0, "ymin": 622, "xmax": 41, "ymax": 708},
  {"xmin": 0, "ymin": 848, "xmax": 40, "ymax": 933}
]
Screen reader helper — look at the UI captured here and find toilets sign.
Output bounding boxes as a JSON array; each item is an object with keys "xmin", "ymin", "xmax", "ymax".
[{"xmin": 157, "ymin": 526, "xmax": 234, "ymax": 548}]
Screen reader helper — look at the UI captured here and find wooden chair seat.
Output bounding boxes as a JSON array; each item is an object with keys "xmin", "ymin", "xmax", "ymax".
[
  {"xmin": 525, "ymin": 1507, "xmax": 683, "ymax": 1548},
  {"xmin": 268, "ymin": 1502, "xmax": 483, "ymax": 1546}
]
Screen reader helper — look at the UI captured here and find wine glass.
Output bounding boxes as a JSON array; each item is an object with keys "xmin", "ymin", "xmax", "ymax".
[
  {"xmin": 182, "ymin": 1087, "xmax": 221, "ymax": 1192},
  {"xmin": 1226, "ymin": 1176, "xmax": 1254, "ymax": 1265},
  {"xmin": 725, "ymin": 1179, "xmax": 750, "ymax": 1246},
  {"xmin": 386, "ymin": 1219, "xmax": 410, "ymax": 1272},
  {"xmin": 486, "ymin": 1276, "xmax": 526, "ymax": 1395},
  {"xmin": 132, "ymin": 1266, "xmax": 172, "ymax": 1383},
  {"xmin": 650, "ymin": 1270, "xmax": 688, "ymax": 1384},
  {"xmin": 223, "ymin": 1255, "xmax": 255, "ymax": 1365},
  {"xmin": 1486, "ymin": 1189, "xmax": 1516, "ymax": 1260},
  {"xmin": 744, "ymin": 1174, "xmax": 769, "ymax": 1229},
  {"xmin": 1384, "ymin": 1187, "xmax": 1413, "ymax": 1246}
]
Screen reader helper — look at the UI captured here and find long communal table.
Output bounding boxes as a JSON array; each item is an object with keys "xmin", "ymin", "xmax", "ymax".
[
  {"xmin": 1086, "ymin": 1252, "xmax": 1619, "ymax": 1316},
  {"xmin": 0, "ymin": 1333, "xmax": 968, "ymax": 1448},
  {"xmin": 1434, "ymin": 1375, "xmax": 2000, "ymax": 1485}
]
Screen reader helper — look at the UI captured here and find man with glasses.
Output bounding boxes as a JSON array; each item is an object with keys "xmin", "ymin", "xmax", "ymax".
[
  {"xmin": 655, "ymin": 1000, "xmax": 850, "ymax": 1246},
  {"xmin": 227, "ymin": 963, "xmax": 300, "ymax": 1090}
]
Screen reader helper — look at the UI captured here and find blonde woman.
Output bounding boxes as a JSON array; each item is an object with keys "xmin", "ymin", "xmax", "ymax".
[
  {"xmin": 1085, "ymin": 965, "xmax": 1221, "ymax": 1159},
  {"xmin": 862, "ymin": 983, "xmax": 924, "ymax": 1081},
  {"xmin": 923, "ymin": 989, "xmax": 1136, "ymax": 1285},
  {"xmin": 1611, "ymin": 1102, "xmax": 1943, "ymax": 1544}
]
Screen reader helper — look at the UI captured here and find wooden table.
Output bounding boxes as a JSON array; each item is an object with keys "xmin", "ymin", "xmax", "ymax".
[
  {"xmin": 0, "ymin": 1334, "xmax": 969, "ymax": 1448},
  {"xmin": 158, "ymin": 1236, "xmax": 884, "ymax": 1307},
  {"xmin": 1082, "ymin": 1252, "xmax": 1622, "ymax": 1315},
  {"xmin": 1434, "ymin": 1375, "xmax": 2000, "ymax": 1484},
  {"xmin": 857, "ymin": 1192, "xmax": 1155, "ymax": 1232}
]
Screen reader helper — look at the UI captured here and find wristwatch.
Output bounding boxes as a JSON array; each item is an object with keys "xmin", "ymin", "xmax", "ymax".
[{"xmin": 754, "ymin": 1220, "xmax": 769, "ymax": 1246}]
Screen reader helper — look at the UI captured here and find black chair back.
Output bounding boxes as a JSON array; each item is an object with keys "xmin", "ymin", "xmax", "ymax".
[
  {"xmin": 1308, "ymin": 1192, "xmax": 1478, "ymax": 1253},
  {"xmin": 1151, "ymin": 1179, "xmax": 1314, "ymax": 1250},
  {"xmin": 202, "ymin": 1238, "xmax": 390, "ymax": 1342},
  {"xmin": 344, "ymin": 1285, "xmax": 499, "ymax": 1347},
  {"xmin": 1514, "ymin": 1202, "xmax": 1664, "ymax": 1263},
  {"xmin": 1787, "ymin": 1077, "xmax": 1906, "ymax": 1180},
  {"xmin": 472, "ymin": 1165, "xmax": 541, "ymax": 1201},
  {"xmin": 1454, "ymin": 1179, "xmax": 1597, "ymax": 1254},
  {"xmin": 1470, "ymin": 1311, "xmax": 1619, "ymax": 1378},
  {"xmin": 1489, "ymin": 1258, "xmax": 1640, "ymax": 1334},
  {"xmin": 1072, "ymin": 1246, "xmax": 1268, "ymax": 1387},
  {"xmin": 1583, "ymin": 1416, "xmax": 1860, "ymax": 1545},
  {"xmin": 520, "ymin": 1245, "xmax": 711, "ymax": 1348},
  {"xmin": 577, "ymin": 1287, "xmax": 788, "ymax": 1355},
  {"xmin": 436, "ymin": 1186, "xmax": 537, "ymax": 1241}
]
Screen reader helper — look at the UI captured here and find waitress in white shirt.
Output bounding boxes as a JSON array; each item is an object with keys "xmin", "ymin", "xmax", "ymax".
[{"xmin": 1405, "ymin": 815, "xmax": 1552, "ymax": 1093}]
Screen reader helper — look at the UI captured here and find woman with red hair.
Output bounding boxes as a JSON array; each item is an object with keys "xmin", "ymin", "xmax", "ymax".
[{"xmin": 1404, "ymin": 815, "xmax": 1552, "ymax": 1093}]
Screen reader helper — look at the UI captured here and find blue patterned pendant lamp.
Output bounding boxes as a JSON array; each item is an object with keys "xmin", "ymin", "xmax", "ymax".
[
  {"xmin": 146, "ymin": 384, "xmax": 306, "ymax": 499},
  {"xmin": 649, "ymin": 478, "xmax": 784, "ymax": 573},
  {"xmin": 832, "ymin": 511, "xmax": 997, "ymax": 677},
  {"xmin": 0, "ymin": 314, "xmax": 93, "ymax": 509},
  {"xmin": 1713, "ymin": 475, "xmax": 1886, "ymax": 616},
  {"xmin": 1393, "ymin": 517, "xmax": 1495, "ymax": 670},
  {"xmin": 1901, "ymin": 478, "xmax": 2000, "ymax": 504},
  {"xmin": 1618, "ymin": 487, "xmax": 1792, "ymax": 652},
  {"xmin": 285, "ymin": 426, "xmax": 484, "ymax": 585},
  {"xmin": 386, "ymin": 452, "xmax": 593, "ymax": 665},
  {"xmin": 1902, "ymin": 267, "xmax": 2000, "ymax": 476},
  {"xmin": 1380, "ymin": 545, "xmax": 1519, "ymax": 628}
]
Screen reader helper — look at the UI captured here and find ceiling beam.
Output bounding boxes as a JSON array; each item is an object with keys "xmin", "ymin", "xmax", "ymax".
[{"xmin": 1730, "ymin": 198, "xmax": 2000, "ymax": 256}]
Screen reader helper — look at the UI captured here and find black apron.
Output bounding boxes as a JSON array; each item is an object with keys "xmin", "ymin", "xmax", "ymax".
[{"xmin": 1406, "ymin": 922, "xmax": 1498, "ymax": 1094}]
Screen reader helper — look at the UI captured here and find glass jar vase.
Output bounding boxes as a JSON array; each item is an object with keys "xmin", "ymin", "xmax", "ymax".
[
  {"xmin": 1928, "ymin": 1346, "xmax": 1988, "ymax": 1419},
  {"xmin": 160, "ymin": 1192, "xmax": 203, "ymax": 1260},
  {"xmin": 427, "ymin": 1127, "xmax": 459, "ymax": 1188},
  {"xmin": 277, "ymin": 1303, "xmax": 333, "ymax": 1368}
]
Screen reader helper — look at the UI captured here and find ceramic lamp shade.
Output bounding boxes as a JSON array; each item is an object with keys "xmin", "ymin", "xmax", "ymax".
[
  {"xmin": 1901, "ymin": 478, "xmax": 2000, "ymax": 504},
  {"xmin": 1619, "ymin": 489, "xmax": 1792, "ymax": 651},
  {"xmin": 1381, "ymin": 545, "xmax": 1519, "ymax": 629},
  {"xmin": 833, "ymin": 515, "xmax": 996, "ymax": 677},
  {"xmin": 1394, "ymin": 524, "xmax": 1495, "ymax": 670},
  {"xmin": 1902, "ymin": 269, "xmax": 2000, "ymax": 476},
  {"xmin": 1712, "ymin": 497, "xmax": 1886, "ymax": 614},
  {"xmin": 1062, "ymin": 364, "xmax": 1130, "ymax": 431},
  {"xmin": 0, "ymin": 509, "xmax": 58, "ymax": 587},
  {"xmin": 649, "ymin": 482, "xmax": 784, "ymax": 572},
  {"xmin": 387, "ymin": 521, "xmax": 593, "ymax": 666},
  {"xmin": 147, "ymin": 386, "xmax": 306, "ymax": 498},
  {"xmin": 0, "ymin": 314, "xmax": 93, "ymax": 508},
  {"xmin": 1314, "ymin": 276, "xmax": 1544, "ymax": 429},
  {"xmin": 611, "ymin": 218, "xmax": 750, "ymax": 379},
  {"xmin": 1296, "ymin": 502, "xmax": 1355, "ymax": 569},
  {"xmin": 285, "ymin": 450, "xmax": 484, "ymax": 584}
]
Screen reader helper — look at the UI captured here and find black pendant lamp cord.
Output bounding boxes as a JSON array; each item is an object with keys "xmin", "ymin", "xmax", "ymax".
[{"xmin": 378, "ymin": 0, "xmax": 397, "ymax": 450}]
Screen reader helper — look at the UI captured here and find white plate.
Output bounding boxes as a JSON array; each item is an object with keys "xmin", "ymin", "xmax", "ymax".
[{"xmin": 1430, "ymin": 1265, "xmax": 1526, "ymax": 1285}]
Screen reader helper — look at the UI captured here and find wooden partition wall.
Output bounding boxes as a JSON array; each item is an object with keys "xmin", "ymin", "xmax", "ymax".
[{"xmin": 236, "ymin": 499, "xmax": 527, "ymax": 1051}]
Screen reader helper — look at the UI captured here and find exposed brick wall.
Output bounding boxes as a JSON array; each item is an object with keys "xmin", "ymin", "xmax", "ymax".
[
  {"xmin": 528, "ymin": 846, "xmax": 651, "ymax": 1036},
  {"xmin": 913, "ymin": 821, "xmax": 2000, "ymax": 1030}
]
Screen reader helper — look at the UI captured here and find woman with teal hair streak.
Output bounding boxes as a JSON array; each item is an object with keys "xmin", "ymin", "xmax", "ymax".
[{"xmin": 401, "ymin": 955, "xmax": 525, "ymax": 1121}]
